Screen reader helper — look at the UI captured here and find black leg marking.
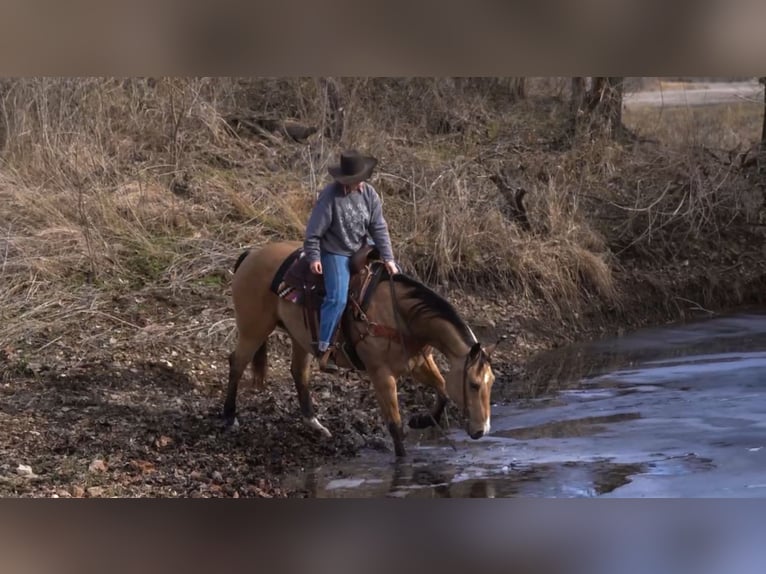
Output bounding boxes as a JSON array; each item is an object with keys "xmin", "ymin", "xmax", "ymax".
[
  {"xmin": 388, "ymin": 422, "xmax": 406, "ymax": 458},
  {"xmin": 408, "ymin": 395, "xmax": 448, "ymax": 429}
]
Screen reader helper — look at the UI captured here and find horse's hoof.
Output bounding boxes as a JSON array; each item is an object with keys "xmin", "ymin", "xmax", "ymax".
[
  {"xmin": 306, "ymin": 416, "xmax": 332, "ymax": 438},
  {"xmin": 222, "ymin": 416, "xmax": 240, "ymax": 432}
]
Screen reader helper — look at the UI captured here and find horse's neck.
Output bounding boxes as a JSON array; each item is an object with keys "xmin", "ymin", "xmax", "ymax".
[{"xmin": 418, "ymin": 318, "xmax": 472, "ymax": 362}]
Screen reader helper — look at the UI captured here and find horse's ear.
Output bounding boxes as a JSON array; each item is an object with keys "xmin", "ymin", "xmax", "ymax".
[
  {"xmin": 469, "ymin": 342, "xmax": 482, "ymax": 361},
  {"xmin": 484, "ymin": 335, "xmax": 509, "ymax": 358}
]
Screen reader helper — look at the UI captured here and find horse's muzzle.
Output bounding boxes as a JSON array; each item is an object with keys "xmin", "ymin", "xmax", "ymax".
[{"xmin": 469, "ymin": 429, "xmax": 485, "ymax": 440}]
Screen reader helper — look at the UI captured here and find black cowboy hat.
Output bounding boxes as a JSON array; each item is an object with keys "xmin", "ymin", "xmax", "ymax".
[{"xmin": 328, "ymin": 150, "xmax": 378, "ymax": 185}]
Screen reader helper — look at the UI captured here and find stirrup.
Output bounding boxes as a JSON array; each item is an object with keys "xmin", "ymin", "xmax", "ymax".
[{"xmin": 318, "ymin": 348, "xmax": 339, "ymax": 373}]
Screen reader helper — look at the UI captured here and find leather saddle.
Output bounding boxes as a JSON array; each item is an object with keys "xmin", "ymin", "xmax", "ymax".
[{"xmin": 282, "ymin": 243, "xmax": 379, "ymax": 296}]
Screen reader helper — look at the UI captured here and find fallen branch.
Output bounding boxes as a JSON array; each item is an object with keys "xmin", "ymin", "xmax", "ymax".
[{"xmin": 489, "ymin": 170, "xmax": 532, "ymax": 232}]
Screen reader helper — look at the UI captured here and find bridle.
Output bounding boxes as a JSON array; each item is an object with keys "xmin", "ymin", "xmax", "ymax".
[{"xmin": 462, "ymin": 352, "xmax": 471, "ymax": 423}]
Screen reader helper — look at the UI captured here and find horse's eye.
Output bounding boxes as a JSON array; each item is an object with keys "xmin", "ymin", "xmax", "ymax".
[{"xmin": 470, "ymin": 382, "xmax": 481, "ymax": 391}]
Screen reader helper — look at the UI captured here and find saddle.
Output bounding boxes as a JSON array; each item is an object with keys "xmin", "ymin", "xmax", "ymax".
[
  {"xmin": 282, "ymin": 243, "xmax": 379, "ymax": 298},
  {"xmin": 271, "ymin": 242, "xmax": 388, "ymax": 371}
]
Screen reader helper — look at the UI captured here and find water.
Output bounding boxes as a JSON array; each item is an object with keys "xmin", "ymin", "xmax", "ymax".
[{"xmin": 283, "ymin": 312, "xmax": 766, "ymax": 497}]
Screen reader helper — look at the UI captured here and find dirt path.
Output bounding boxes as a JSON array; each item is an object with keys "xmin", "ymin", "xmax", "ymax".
[{"xmin": 625, "ymin": 81, "xmax": 763, "ymax": 108}]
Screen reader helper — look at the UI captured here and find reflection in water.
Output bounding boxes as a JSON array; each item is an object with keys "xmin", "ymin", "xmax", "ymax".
[
  {"xmin": 493, "ymin": 412, "xmax": 642, "ymax": 440},
  {"xmin": 591, "ymin": 462, "xmax": 647, "ymax": 495},
  {"xmin": 292, "ymin": 459, "xmax": 649, "ymax": 499},
  {"xmin": 518, "ymin": 312, "xmax": 766, "ymax": 399}
]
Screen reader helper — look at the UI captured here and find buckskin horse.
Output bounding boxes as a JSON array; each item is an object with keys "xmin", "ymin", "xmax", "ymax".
[{"xmin": 224, "ymin": 240, "xmax": 499, "ymax": 457}]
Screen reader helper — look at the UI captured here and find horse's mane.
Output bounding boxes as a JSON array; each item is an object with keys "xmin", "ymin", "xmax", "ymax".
[
  {"xmin": 391, "ymin": 273, "xmax": 476, "ymax": 347},
  {"xmin": 233, "ymin": 249, "xmax": 250, "ymax": 273}
]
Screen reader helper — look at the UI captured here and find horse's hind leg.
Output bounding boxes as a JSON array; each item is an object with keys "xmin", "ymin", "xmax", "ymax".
[
  {"xmin": 251, "ymin": 341, "xmax": 268, "ymax": 388},
  {"xmin": 408, "ymin": 352, "xmax": 449, "ymax": 430},
  {"xmin": 224, "ymin": 333, "xmax": 270, "ymax": 428},
  {"xmin": 290, "ymin": 338, "xmax": 331, "ymax": 438}
]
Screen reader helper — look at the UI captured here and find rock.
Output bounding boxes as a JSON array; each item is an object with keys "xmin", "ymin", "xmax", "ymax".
[
  {"xmin": 156, "ymin": 435, "xmax": 174, "ymax": 448},
  {"xmin": 57, "ymin": 489, "xmax": 73, "ymax": 498},
  {"xmin": 71, "ymin": 486, "xmax": 86, "ymax": 498},
  {"xmin": 130, "ymin": 460, "xmax": 155, "ymax": 474},
  {"xmin": 87, "ymin": 486, "xmax": 105, "ymax": 497},
  {"xmin": 16, "ymin": 464, "xmax": 38, "ymax": 478},
  {"xmin": 208, "ymin": 484, "xmax": 223, "ymax": 495},
  {"xmin": 89, "ymin": 459, "xmax": 108, "ymax": 473},
  {"xmin": 212, "ymin": 471, "xmax": 223, "ymax": 483}
]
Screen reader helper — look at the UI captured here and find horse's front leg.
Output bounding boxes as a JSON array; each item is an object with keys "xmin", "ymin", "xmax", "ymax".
[
  {"xmin": 369, "ymin": 367, "xmax": 406, "ymax": 458},
  {"xmin": 407, "ymin": 352, "xmax": 449, "ymax": 429}
]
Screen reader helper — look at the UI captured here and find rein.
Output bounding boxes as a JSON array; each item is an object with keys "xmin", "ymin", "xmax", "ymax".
[{"xmin": 462, "ymin": 356, "xmax": 469, "ymax": 425}]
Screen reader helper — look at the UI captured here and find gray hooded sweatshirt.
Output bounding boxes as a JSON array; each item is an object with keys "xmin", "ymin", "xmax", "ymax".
[{"xmin": 303, "ymin": 181, "xmax": 394, "ymax": 264}]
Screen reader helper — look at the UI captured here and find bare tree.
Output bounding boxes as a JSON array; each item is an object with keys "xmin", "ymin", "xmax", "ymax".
[
  {"xmin": 0, "ymin": 79, "xmax": 8, "ymax": 152},
  {"xmin": 510, "ymin": 78, "xmax": 526, "ymax": 101},
  {"xmin": 569, "ymin": 77, "xmax": 586, "ymax": 135},
  {"xmin": 760, "ymin": 77, "xmax": 766, "ymax": 151},
  {"xmin": 587, "ymin": 77, "xmax": 625, "ymax": 139},
  {"xmin": 319, "ymin": 77, "xmax": 344, "ymax": 142}
]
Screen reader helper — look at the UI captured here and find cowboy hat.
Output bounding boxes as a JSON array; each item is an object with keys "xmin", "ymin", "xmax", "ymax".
[{"xmin": 328, "ymin": 150, "xmax": 378, "ymax": 185}]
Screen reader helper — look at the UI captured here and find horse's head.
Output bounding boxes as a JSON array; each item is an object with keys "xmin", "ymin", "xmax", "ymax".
[{"xmin": 448, "ymin": 340, "xmax": 501, "ymax": 439}]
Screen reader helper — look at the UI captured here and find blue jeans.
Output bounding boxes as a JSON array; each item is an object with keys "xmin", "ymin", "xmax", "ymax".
[{"xmin": 318, "ymin": 252, "xmax": 351, "ymax": 349}]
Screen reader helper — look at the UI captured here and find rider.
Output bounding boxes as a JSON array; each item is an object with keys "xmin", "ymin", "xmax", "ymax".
[{"xmin": 304, "ymin": 150, "xmax": 399, "ymax": 373}]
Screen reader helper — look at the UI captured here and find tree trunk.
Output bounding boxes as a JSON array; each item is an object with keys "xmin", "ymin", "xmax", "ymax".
[
  {"xmin": 571, "ymin": 77, "xmax": 585, "ymax": 116},
  {"xmin": 760, "ymin": 77, "xmax": 766, "ymax": 151},
  {"xmin": 587, "ymin": 76, "xmax": 624, "ymax": 139},
  {"xmin": 567, "ymin": 77, "xmax": 586, "ymax": 139},
  {"xmin": 511, "ymin": 78, "xmax": 526, "ymax": 101},
  {"xmin": 0, "ymin": 79, "xmax": 8, "ymax": 152},
  {"xmin": 606, "ymin": 77, "xmax": 624, "ymax": 138},
  {"xmin": 320, "ymin": 77, "xmax": 344, "ymax": 142}
]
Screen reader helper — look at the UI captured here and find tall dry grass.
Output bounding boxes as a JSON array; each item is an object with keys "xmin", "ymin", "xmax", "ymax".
[{"xmin": 0, "ymin": 77, "xmax": 762, "ymax": 351}]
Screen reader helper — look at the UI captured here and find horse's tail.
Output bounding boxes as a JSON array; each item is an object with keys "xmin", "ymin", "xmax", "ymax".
[
  {"xmin": 233, "ymin": 249, "xmax": 250, "ymax": 273},
  {"xmin": 251, "ymin": 341, "xmax": 268, "ymax": 389}
]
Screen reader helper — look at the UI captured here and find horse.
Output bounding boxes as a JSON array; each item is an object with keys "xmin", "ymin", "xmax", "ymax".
[{"xmin": 225, "ymin": 240, "xmax": 499, "ymax": 457}]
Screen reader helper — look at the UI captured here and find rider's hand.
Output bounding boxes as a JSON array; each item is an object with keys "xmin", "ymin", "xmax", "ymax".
[
  {"xmin": 385, "ymin": 260, "xmax": 399, "ymax": 276},
  {"xmin": 310, "ymin": 261, "xmax": 323, "ymax": 275}
]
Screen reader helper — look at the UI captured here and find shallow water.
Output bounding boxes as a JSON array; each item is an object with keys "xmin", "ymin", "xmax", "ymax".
[{"xmin": 284, "ymin": 311, "xmax": 766, "ymax": 497}]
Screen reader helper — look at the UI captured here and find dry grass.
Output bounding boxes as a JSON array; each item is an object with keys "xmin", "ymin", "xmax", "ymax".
[
  {"xmin": 624, "ymin": 101, "xmax": 763, "ymax": 150},
  {"xmin": 0, "ymin": 77, "xmax": 763, "ymax": 352}
]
